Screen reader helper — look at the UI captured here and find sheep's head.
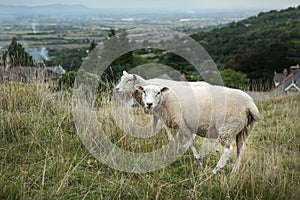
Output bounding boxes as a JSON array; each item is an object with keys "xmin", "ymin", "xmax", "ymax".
[
  {"xmin": 115, "ymin": 71, "xmax": 137, "ymax": 107},
  {"xmin": 115, "ymin": 71, "xmax": 137, "ymax": 94},
  {"xmin": 135, "ymin": 84, "xmax": 169, "ymax": 110}
]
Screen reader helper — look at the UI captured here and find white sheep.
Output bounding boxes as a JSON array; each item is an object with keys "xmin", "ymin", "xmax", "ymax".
[
  {"xmin": 135, "ymin": 84, "xmax": 259, "ymax": 174},
  {"xmin": 115, "ymin": 71, "xmax": 210, "ymax": 107},
  {"xmin": 115, "ymin": 71, "xmax": 217, "ymax": 150}
]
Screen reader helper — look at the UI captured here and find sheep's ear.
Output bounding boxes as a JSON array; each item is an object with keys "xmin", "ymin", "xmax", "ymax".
[
  {"xmin": 135, "ymin": 84, "xmax": 144, "ymax": 92},
  {"xmin": 123, "ymin": 71, "xmax": 128, "ymax": 75},
  {"xmin": 161, "ymin": 87, "xmax": 169, "ymax": 93},
  {"xmin": 133, "ymin": 74, "xmax": 137, "ymax": 80}
]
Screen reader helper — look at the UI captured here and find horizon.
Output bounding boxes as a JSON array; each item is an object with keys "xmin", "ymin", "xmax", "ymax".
[
  {"xmin": 0, "ymin": 0, "xmax": 299, "ymax": 11},
  {"xmin": 0, "ymin": 3, "xmax": 298, "ymax": 16}
]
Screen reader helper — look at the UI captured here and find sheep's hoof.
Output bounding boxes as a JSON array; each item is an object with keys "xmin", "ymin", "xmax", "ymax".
[{"xmin": 194, "ymin": 158, "xmax": 202, "ymax": 165}]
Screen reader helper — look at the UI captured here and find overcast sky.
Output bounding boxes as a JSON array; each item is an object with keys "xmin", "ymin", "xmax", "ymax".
[{"xmin": 0, "ymin": 0, "xmax": 299, "ymax": 10}]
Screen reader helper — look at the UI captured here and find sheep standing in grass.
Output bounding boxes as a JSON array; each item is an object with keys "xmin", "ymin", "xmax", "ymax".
[
  {"xmin": 115, "ymin": 71, "xmax": 210, "ymax": 107},
  {"xmin": 135, "ymin": 84, "xmax": 259, "ymax": 173},
  {"xmin": 115, "ymin": 71, "xmax": 215, "ymax": 147}
]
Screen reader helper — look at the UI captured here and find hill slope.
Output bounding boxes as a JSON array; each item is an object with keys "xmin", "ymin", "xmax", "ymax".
[
  {"xmin": 191, "ymin": 6, "xmax": 300, "ymax": 81},
  {"xmin": 0, "ymin": 82, "xmax": 299, "ymax": 199}
]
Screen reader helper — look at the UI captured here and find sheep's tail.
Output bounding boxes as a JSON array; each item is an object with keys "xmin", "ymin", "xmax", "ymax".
[
  {"xmin": 236, "ymin": 101, "xmax": 259, "ymax": 158},
  {"xmin": 248, "ymin": 101, "xmax": 260, "ymax": 122}
]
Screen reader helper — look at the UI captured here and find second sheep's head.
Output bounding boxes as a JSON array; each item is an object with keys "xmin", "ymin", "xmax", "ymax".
[{"xmin": 135, "ymin": 84, "xmax": 169, "ymax": 110}]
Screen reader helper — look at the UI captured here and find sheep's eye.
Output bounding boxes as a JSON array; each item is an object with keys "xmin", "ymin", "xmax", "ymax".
[
  {"xmin": 126, "ymin": 79, "xmax": 132, "ymax": 83},
  {"xmin": 156, "ymin": 92, "xmax": 161, "ymax": 96}
]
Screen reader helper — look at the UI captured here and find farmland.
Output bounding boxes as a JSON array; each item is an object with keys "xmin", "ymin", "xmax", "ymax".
[{"xmin": 0, "ymin": 5, "xmax": 256, "ymax": 66}]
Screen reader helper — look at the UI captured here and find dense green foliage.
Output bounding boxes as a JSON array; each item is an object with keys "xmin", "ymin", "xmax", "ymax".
[
  {"xmin": 45, "ymin": 47, "xmax": 88, "ymax": 71},
  {"xmin": 191, "ymin": 6, "xmax": 300, "ymax": 84},
  {"xmin": 220, "ymin": 69, "xmax": 249, "ymax": 90},
  {"xmin": 56, "ymin": 71, "xmax": 77, "ymax": 90}
]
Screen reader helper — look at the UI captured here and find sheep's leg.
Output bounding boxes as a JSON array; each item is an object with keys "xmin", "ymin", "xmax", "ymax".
[
  {"xmin": 181, "ymin": 139, "xmax": 201, "ymax": 163},
  {"xmin": 191, "ymin": 144, "xmax": 202, "ymax": 164},
  {"xmin": 190, "ymin": 134, "xmax": 202, "ymax": 163},
  {"xmin": 193, "ymin": 134, "xmax": 199, "ymax": 141},
  {"xmin": 176, "ymin": 133, "xmax": 184, "ymax": 154},
  {"xmin": 152, "ymin": 114, "xmax": 174, "ymax": 141},
  {"xmin": 213, "ymin": 139, "xmax": 220, "ymax": 152},
  {"xmin": 231, "ymin": 143, "xmax": 246, "ymax": 173},
  {"xmin": 158, "ymin": 115, "xmax": 174, "ymax": 141},
  {"xmin": 165, "ymin": 125, "xmax": 174, "ymax": 141},
  {"xmin": 212, "ymin": 145, "xmax": 233, "ymax": 174},
  {"xmin": 178, "ymin": 133, "xmax": 201, "ymax": 164},
  {"xmin": 231, "ymin": 130, "xmax": 248, "ymax": 174},
  {"xmin": 176, "ymin": 127, "xmax": 193, "ymax": 154},
  {"xmin": 150, "ymin": 114, "xmax": 158, "ymax": 136}
]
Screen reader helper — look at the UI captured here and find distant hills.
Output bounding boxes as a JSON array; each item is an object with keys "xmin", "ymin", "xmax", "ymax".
[
  {"xmin": 0, "ymin": 4, "xmax": 118, "ymax": 16},
  {"xmin": 191, "ymin": 6, "xmax": 300, "ymax": 81},
  {"xmin": 0, "ymin": 4, "xmax": 262, "ymax": 19}
]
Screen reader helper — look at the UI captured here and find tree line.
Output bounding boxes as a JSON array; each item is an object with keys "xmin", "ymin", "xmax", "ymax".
[{"xmin": 191, "ymin": 6, "xmax": 300, "ymax": 88}]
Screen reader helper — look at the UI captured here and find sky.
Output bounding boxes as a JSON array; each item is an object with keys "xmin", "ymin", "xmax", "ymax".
[{"xmin": 0, "ymin": 0, "xmax": 299, "ymax": 10}]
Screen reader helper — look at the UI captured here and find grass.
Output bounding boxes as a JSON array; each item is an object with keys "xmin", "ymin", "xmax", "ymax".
[{"xmin": 0, "ymin": 82, "xmax": 299, "ymax": 199}]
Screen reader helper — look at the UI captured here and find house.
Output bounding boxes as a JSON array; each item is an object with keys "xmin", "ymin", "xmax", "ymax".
[
  {"xmin": 0, "ymin": 65, "xmax": 66, "ymax": 83},
  {"xmin": 273, "ymin": 68, "xmax": 288, "ymax": 87},
  {"xmin": 284, "ymin": 81, "xmax": 300, "ymax": 95},
  {"xmin": 44, "ymin": 65, "xmax": 66, "ymax": 82},
  {"xmin": 271, "ymin": 64, "xmax": 300, "ymax": 95}
]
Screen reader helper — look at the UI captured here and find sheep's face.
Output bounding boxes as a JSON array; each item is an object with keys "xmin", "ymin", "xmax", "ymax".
[
  {"xmin": 115, "ymin": 71, "xmax": 137, "ymax": 106},
  {"xmin": 115, "ymin": 71, "xmax": 137, "ymax": 95},
  {"xmin": 135, "ymin": 85, "xmax": 169, "ymax": 110}
]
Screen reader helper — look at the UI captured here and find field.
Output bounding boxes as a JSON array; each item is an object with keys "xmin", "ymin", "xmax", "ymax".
[{"xmin": 0, "ymin": 82, "xmax": 299, "ymax": 199}]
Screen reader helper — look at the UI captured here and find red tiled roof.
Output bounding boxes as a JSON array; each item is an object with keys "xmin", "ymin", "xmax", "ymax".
[{"xmin": 280, "ymin": 69, "xmax": 300, "ymax": 84}]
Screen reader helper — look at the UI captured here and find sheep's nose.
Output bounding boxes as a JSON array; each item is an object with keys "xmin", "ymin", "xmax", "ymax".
[{"xmin": 146, "ymin": 103, "xmax": 153, "ymax": 108}]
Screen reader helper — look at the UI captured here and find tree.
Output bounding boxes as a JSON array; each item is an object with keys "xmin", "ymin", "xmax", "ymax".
[
  {"xmin": 57, "ymin": 71, "xmax": 76, "ymax": 90},
  {"xmin": 2, "ymin": 37, "xmax": 35, "ymax": 67},
  {"xmin": 89, "ymin": 40, "xmax": 97, "ymax": 52},
  {"xmin": 221, "ymin": 69, "xmax": 249, "ymax": 90},
  {"xmin": 190, "ymin": 6, "xmax": 300, "ymax": 85},
  {"xmin": 101, "ymin": 29, "xmax": 135, "ymax": 81}
]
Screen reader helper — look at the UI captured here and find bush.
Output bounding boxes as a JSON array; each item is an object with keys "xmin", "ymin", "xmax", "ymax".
[
  {"xmin": 56, "ymin": 71, "xmax": 76, "ymax": 91},
  {"xmin": 221, "ymin": 68, "xmax": 249, "ymax": 89}
]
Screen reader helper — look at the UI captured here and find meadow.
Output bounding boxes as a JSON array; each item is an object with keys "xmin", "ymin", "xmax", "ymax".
[{"xmin": 0, "ymin": 82, "xmax": 299, "ymax": 199}]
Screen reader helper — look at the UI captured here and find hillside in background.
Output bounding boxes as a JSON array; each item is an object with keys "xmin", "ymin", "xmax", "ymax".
[
  {"xmin": 1, "ymin": 5, "xmax": 300, "ymax": 90},
  {"xmin": 191, "ymin": 6, "xmax": 300, "ymax": 83}
]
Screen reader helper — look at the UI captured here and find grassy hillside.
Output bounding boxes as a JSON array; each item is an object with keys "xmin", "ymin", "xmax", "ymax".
[
  {"xmin": 191, "ymin": 6, "xmax": 300, "ymax": 82},
  {"xmin": 0, "ymin": 82, "xmax": 299, "ymax": 199}
]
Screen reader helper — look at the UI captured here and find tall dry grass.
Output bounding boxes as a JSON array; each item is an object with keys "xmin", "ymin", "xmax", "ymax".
[{"xmin": 0, "ymin": 82, "xmax": 299, "ymax": 199}]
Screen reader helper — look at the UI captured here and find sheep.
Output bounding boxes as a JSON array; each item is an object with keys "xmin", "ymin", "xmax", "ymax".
[
  {"xmin": 115, "ymin": 71, "xmax": 210, "ymax": 107},
  {"xmin": 115, "ymin": 71, "xmax": 215, "ymax": 148},
  {"xmin": 135, "ymin": 83, "xmax": 259, "ymax": 174}
]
